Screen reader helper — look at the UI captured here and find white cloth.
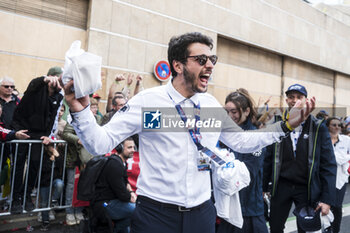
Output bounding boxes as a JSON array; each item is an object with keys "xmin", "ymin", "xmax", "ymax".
[
  {"xmin": 306, "ymin": 210, "xmax": 334, "ymax": 233},
  {"xmin": 71, "ymin": 80, "xmax": 285, "ymax": 208},
  {"xmin": 212, "ymin": 149, "xmax": 250, "ymax": 228},
  {"xmin": 62, "ymin": 40, "xmax": 102, "ymax": 98},
  {"xmin": 333, "ymin": 134, "xmax": 350, "ymax": 189}
]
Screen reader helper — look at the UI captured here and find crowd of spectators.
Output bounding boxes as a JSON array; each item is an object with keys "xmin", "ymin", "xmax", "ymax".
[
  {"xmin": 0, "ymin": 39, "xmax": 349, "ymax": 233},
  {"xmin": 0, "ymin": 70, "xmax": 142, "ymax": 231}
]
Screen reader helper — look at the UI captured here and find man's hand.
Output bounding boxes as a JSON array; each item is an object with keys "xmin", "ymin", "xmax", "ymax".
[
  {"xmin": 40, "ymin": 136, "xmax": 52, "ymax": 145},
  {"xmin": 15, "ymin": 130, "xmax": 30, "ymax": 140},
  {"xmin": 45, "ymin": 75, "xmax": 62, "ymax": 91},
  {"xmin": 130, "ymin": 192, "xmax": 137, "ymax": 203},
  {"xmin": 136, "ymin": 75, "xmax": 143, "ymax": 85},
  {"xmin": 61, "ymin": 79, "xmax": 90, "ymax": 113},
  {"xmin": 115, "ymin": 74, "xmax": 125, "ymax": 82},
  {"xmin": 288, "ymin": 96, "xmax": 316, "ymax": 129},
  {"xmin": 264, "ymin": 96, "xmax": 272, "ymax": 106},
  {"xmin": 127, "ymin": 74, "xmax": 134, "ymax": 86},
  {"xmin": 315, "ymin": 202, "xmax": 330, "ymax": 216}
]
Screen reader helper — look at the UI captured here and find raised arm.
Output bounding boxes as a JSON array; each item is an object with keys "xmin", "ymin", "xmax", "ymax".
[
  {"xmin": 134, "ymin": 74, "xmax": 144, "ymax": 96},
  {"xmin": 220, "ymin": 97, "xmax": 316, "ymax": 153},
  {"xmin": 106, "ymin": 74, "xmax": 124, "ymax": 112},
  {"xmin": 62, "ymin": 79, "xmax": 142, "ymax": 155}
]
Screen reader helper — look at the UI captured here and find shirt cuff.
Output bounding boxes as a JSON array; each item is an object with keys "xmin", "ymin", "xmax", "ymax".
[{"xmin": 70, "ymin": 104, "xmax": 91, "ymax": 122}]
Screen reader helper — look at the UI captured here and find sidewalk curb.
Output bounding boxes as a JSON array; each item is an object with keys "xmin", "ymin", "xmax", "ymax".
[{"xmin": 0, "ymin": 211, "xmax": 65, "ymax": 232}]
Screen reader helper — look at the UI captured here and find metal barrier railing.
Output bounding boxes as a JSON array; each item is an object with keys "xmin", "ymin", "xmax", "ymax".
[{"xmin": 0, "ymin": 140, "xmax": 69, "ymax": 216}]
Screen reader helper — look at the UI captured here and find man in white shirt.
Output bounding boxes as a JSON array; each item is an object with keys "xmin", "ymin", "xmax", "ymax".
[{"xmin": 62, "ymin": 32, "xmax": 315, "ymax": 233}]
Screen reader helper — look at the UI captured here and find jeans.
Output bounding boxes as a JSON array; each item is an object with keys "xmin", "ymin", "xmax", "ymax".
[
  {"xmin": 104, "ymin": 199, "xmax": 135, "ymax": 233},
  {"xmin": 65, "ymin": 167, "xmax": 83, "ymax": 215},
  {"xmin": 40, "ymin": 179, "xmax": 64, "ymax": 222}
]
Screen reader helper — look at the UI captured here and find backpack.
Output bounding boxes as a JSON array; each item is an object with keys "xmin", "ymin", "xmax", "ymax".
[{"xmin": 77, "ymin": 155, "xmax": 115, "ymax": 201}]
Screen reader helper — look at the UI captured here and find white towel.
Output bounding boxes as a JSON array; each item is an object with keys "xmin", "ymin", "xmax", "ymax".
[{"xmin": 62, "ymin": 40, "xmax": 102, "ymax": 99}]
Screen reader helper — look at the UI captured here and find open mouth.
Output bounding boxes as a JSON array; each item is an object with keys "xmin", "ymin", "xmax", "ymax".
[{"xmin": 199, "ymin": 74, "xmax": 210, "ymax": 87}]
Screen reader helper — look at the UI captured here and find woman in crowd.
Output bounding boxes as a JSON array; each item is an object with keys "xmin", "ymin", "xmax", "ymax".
[
  {"xmin": 216, "ymin": 88, "xmax": 268, "ymax": 233},
  {"xmin": 326, "ymin": 117, "xmax": 350, "ymax": 233}
]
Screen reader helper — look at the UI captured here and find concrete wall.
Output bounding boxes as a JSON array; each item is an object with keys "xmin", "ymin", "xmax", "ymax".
[
  {"xmin": 86, "ymin": 0, "xmax": 350, "ymax": 115},
  {"xmin": 0, "ymin": 10, "xmax": 86, "ymax": 93}
]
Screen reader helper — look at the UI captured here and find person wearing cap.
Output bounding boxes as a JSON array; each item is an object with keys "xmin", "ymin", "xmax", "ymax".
[
  {"xmin": 10, "ymin": 67, "xmax": 64, "ymax": 214},
  {"xmin": 263, "ymin": 84, "xmax": 336, "ymax": 233},
  {"xmin": 316, "ymin": 110, "xmax": 329, "ymax": 120},
  {"xmin": 62, "ymin": 32, "xmax": 315, "ymax": 233}
]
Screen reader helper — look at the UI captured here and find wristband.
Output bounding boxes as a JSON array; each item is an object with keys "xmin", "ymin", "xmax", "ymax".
[
  {"xmin": 285, "ymin": 121, "xmax": 294, "ymax": 131},
  {"xmin": 281, "ymin": 121, "xmax": 292, "ymax": 134}
]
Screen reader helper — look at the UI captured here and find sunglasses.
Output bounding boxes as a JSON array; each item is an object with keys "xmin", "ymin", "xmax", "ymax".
[
  {"xmin": 331, "ymin": 123, "xmax": 342, "ymax": 127},
  {"xmin": 2, "ymin": 85, "xmax": 15, "ymax": 89},
  {"xmin": 186, "ymin": 55, "xmax": 218, "ymax": 66}
]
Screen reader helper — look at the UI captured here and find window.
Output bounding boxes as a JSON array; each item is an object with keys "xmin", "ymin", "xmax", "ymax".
[{"xmin": 0, "ymin": 0, "xmax": 89, "ymax": 29}]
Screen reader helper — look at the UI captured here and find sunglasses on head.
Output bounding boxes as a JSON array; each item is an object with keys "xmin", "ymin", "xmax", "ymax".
[
  {"xmin": 186, "ymin": 54, "xmax": 218, "ymax": 66},
  {"xmin": 2, "ymin": 85, "xmax": 15, "ymax": 89},
  {"xmin": 331, "ymin": 123, "xmax": 342, "ymax": 127}
]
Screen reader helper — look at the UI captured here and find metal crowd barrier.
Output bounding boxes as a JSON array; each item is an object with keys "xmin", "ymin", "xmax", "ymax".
[{"xmin": 0, "ymin": 140, "xmax": 69, "ymax": 216}]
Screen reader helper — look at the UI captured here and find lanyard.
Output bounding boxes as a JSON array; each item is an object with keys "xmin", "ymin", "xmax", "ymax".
[
  {"xmin": 168, "ymin": 93, "xmax": 226, "ymax": 165},
  {"xmin": 175, "ymin": 103, "xmax": 202, "ymax": 150}
]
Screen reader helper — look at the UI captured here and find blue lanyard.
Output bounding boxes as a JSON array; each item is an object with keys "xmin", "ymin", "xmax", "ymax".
[
  {"xmin": 168, "ymin": 93, "xmax": 225, "ymax": 165},
  {"xmin": 174, "ymin": 103, "xmax": 203, "ymax": 150},
  {"xmin": 167, "ymin": 93, "xmax": 203, "ymax": 150}
]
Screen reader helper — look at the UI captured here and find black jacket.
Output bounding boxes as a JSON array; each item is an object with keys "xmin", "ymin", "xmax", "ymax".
[
  {"xmin": 11, "ymin": 76, "xmax": 63, "ymax": 139},
  {"xmin": 93, "ymin": 155, "xmax": 131, "ymax": 203},
  {"xmin": 263, "ymin": 116, "xmax": 337, "ymax": 207},
  {"xmin": 0, "ymin": 94, "xmax": 20, "ymax": 128}
]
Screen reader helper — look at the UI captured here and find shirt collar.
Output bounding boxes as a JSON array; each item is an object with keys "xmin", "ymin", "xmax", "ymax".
[
  {"xmin": 166, "ymin": 79, "xmax": 200, "ymax": 106},
  {"xmin": 337, "ymin": 135, "xmax": 343, "ymax": 142}
]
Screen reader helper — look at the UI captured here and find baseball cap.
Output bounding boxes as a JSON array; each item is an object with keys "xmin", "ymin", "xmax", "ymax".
[
  {"xmin": 92, "ymin": 93, "xmax": 101, "ymax": 99},
  {"xmin": 293, "ymin": 205, "xmax": 321, "ymax": 231},
  {"xmin": 319, "ymin": 110, "xmax": 329, "ymax": 115},
  {"xmin": 47, "ymin": 66, "xmax": 63, "ymax": 77},
  {"xmin": 285, "ymin": 84, "xmax": 308, "ymax": 97}
]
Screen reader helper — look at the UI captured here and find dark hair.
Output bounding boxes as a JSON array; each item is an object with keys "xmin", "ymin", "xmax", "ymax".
[
  {"xmin": 112, "ymin": 96, "xmax": 125, "ymax": 106},
  {"xmin": 123, "ymin": 136, "xmax": 134, "ymax": 144},
  {"xmin": 168, "ymin": 32, "xmax": 213, "ymax": 77},
  {"xmin": 326, "ymin": 116, "xmax": 341, "ymax": 127},
  {"xmin": 225, "ymin": 88, "xmax": 258, "ymax": 123},
  {"xmin": 115, "ymin": 136, "xmax": 135, "ymax": 153},
  {"xmin": 114, "ymin": 91, "xmax": 124, "ymax": 96}
]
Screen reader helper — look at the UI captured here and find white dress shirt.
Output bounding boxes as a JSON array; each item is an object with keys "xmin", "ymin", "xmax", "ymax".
[
  {"xmin": 71, "ymin": 80, "xmax": 285, "ymax": 207},
  {"xmin": 333, "ymin": 134, "xmax": 350, "ymax": 189}
]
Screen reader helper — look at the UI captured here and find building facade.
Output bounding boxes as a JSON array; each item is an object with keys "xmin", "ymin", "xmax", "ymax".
[{"xmin": 0, "ymin": 0, "xmax": 349, "ymax": 115}]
